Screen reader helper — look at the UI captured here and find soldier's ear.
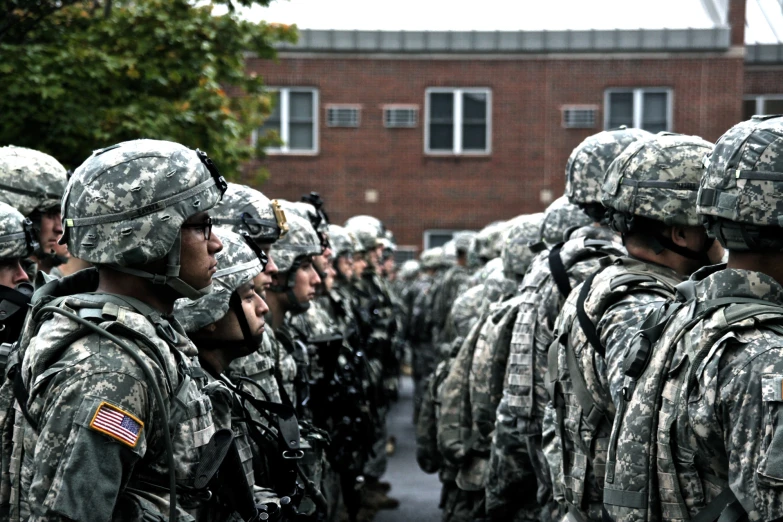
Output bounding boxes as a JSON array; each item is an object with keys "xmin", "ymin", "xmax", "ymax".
[{"xmin": 671, "ymin": 226, "xmax": 689, "ymax": 247}]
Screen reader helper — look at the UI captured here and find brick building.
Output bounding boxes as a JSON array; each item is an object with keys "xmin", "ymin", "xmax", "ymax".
[{"xmin": 242, "ymin": 0, "xmax": 783, "ymax": 254}]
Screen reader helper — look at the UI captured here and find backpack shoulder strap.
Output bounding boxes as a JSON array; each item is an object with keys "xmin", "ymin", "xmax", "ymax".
[
  {"xmin": 575, "ymin": 270, "xmax": 605, "ymax": 358},
  {"xmin": 548, "ymin": 242, "xmax": 571, "ymax": 299}
]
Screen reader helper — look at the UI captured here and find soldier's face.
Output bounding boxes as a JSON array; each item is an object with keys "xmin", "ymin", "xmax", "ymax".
[
  {"xmin": 179, "ymin": 212, "xmax": 223, "ymax": 290},
  {"xmin": 37, "ymin": 208, "xmax": 63, "ymax": 256},
  {"xmin": 353, "ymin": 253, "xmax": 368, "ymax": 277},
  {"xmin": 322, "ymin": 259, "xmax": 336, "ymax": 292},
  {"xmin": 254, "ymin": 243, "xmax": 277, "ymax": 294},
  {"xmin": 208, "ymin": 282, "xmax": 267, "ymax": 354},
  {"xmin": 336, "ymin": 255, "xmax": 353, "ymax": 279},
  {"xmin": 292, "ymin": 256, "xmax": 321, "ymax": 303},
  {"xmin": 0, "ymin": 258, "xmax": 29, "ymax": 288}
]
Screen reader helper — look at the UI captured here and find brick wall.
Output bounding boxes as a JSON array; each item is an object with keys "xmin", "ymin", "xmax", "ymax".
[
  {"xmin": 745, "ymin": 66, "xmax": 783, "ymax": 94},
  {"xmin": 242, "ymin": 54, "xmax": 744, "ymax": 249}
]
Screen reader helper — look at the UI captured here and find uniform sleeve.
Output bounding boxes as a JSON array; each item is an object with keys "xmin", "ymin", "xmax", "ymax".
[
  {"xmin": 718, "ymin": 345, "xmax": 783, "ymax": 521},
  {"xmin": 27, "ymin": 371, "xmax": 150, "ymax": 521}
]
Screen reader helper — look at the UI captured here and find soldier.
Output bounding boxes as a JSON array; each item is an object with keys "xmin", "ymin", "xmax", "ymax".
[
  {"xmin": 0, "ymin": 202, "xmax": 34, "ymax": 292},
  {"xmin": 487, "ymin": 128, "xmax": 649, "ymax": 522},
  {"xmin": 173, "ymin": 230, "xmax": 289, "ymax": 521},
  {"xmin": 8, "ymin": 139, "xmax": 227, "ymax": 521},
  {"xmin": 430, "ymin": 231, "xmax": 476, "ymax": 349},
  {"xmin": 0, "ymin": 145, "xmax": 69, "ymax": 276},
  {"xmin": 211, "ymin": 182, "xmax": 288, "ymax": 405},
  {"xmin": 604, "ymin": 116, "xmax": 783, "ymax": 521},
  {"xmin": 548, "ymin": 133, "xmax": 721, "ymax": 522}
]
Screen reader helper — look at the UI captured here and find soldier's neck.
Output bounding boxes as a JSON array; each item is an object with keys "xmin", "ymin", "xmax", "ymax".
[
  {"xmin": 96, "ymin": 267, "xmax": 177, "ymax": 315},
  {"xmin": 727, "ymin": 251, "xmax": 783, "ymax": 286}
]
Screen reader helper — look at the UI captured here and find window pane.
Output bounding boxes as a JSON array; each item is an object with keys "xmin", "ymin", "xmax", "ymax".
[
  {"xmin": 744, "ymin": 99, "xmax": 758, "ymax": 120},
  {"xmin": 608, "ymin": 92, "xmax": 633, "ymax": 129},
  {"xmin": 642, "ymin": 92, "xmax": 668, "ymax": 133},
  {"xmin": 290, "ymin": 92, "xmax": 313, "ymax": 122},
  {"xmin": 259, "ymin": 92, "xmax": 281, "ymax": 138},
  {"xmin": 430, "ymin": 93, "xmax": 454, "ymax": 123},
  {"xmin": 429, "ymin": 124, "xmax": 453, "ymax": 150},
  {"xmin": 462, "ymin": 124, "xmax": 487, "ymax": 151},
  {"xmin": 463, "ymin": 92, "xmax": 487, "ymax": 123},
  {"xmin": 763, "ymin": 98, "xmax": 783, "ymax": 115},
  {"xmin": 289, "ymin": 123, "xmax": 314, "ymax": 150}
]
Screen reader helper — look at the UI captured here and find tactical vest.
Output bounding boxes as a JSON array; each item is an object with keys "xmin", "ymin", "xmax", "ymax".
[
  {"xmin": 603, "ymin": 280, "xmax": 783, "ymax": 522},
  {"xmin": 548, "ymin": 257, "xmax": 681, "ymax": 521},
  {"xmin": 4, "ymin": 272, "xmax": 217, "ymax": 522}
]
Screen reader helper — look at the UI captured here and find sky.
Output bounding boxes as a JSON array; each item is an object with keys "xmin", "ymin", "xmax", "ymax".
[{"xmin": 215, "ymin": 0, "xmax": 782, "ymax": 43}]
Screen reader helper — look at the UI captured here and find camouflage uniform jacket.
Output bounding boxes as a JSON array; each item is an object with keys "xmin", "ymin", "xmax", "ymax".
[
  {"xmin": 548, "ymin": 256, "xmax": 682, "ymax": 521},
  {"xmin": 228, "ymin": 332, "xmax": 284, "ymax": 405},
  {"xmin": 407, "ymin": 274, "xmax": 434, "ymax": 343},
  {"xmin": 605, "ymin": 266, "xmax": 783, "ymax": 522},
  {"xmin": 432, "ymin": 265, "xmax": 471, "ymax": 343},
  {"xmin": 12, "ymin": 291, "xmax": 215, "ymax": 522},
  {"xmin": 487, "ymin": 228, "xmax": 623, "ymax": 519}
]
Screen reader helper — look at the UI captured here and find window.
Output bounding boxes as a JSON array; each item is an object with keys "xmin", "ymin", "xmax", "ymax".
[
  {"xmin": 384, "ymin": 106, "xmax": 418, "ymax": 128},
  {"xmin": 423, "ymin": 229, "xmax": 457, "ymax": 249},
  {"xmin": 425, "ymin": 88, "xmax": 491, "ymax": 154},
  {"xmin": 257, "ymin": 88, "xmax": 318, "ymax": 154},
  {"xmin": 604, "ymin": 88, "xmax": 672, "ymax": 133},
  {"xmin": 393, "ymin": 246, "xmax": 417, "ymax": 264},
  {"xmin": 743, "ymin": 95, "xmax": 783, "ymax": 120},
  {"xmin": 562, "ymin": 106, "xmax": 598, "ymax": 129},
  {"xmin": 326, "ymin": 105, "xmax": 360, "ymax": 127}
]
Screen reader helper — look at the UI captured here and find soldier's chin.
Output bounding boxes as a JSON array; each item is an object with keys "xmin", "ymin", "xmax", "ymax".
[{"xmin": 34, "ymin": 248, "xmax": 69, "ymax": 267}]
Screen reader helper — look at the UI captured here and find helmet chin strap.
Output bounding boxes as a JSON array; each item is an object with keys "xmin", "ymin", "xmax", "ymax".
[
  {"xmin": 269, "ymin": 258, "xmax": 310, "ymax": 314},
  {"xmin": 110, "ymin": 231, "xmax": 213, "ymax": 300}
]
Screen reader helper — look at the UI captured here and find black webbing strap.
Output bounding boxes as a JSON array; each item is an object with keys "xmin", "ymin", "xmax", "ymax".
[
  {"xmin": 690, "ymin": 487, "xmax": 746, "ymax": 522},
  {"xmin": 548, "ymin": 243, "xmax": 572, "ymax": 299},
  {"xmin": 575, "ymin": 271, "xmax": 605, "ymax": 358}
]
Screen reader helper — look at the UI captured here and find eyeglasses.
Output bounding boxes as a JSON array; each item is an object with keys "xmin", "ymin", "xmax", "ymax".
[{"xmin": 181, "ymin": 217, "xmax": 213, "ymax": 241}]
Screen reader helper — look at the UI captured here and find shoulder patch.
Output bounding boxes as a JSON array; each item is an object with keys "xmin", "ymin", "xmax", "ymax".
[{"xmin": 89, "ymin": 401, "xmax": 144, "ymax": 447}]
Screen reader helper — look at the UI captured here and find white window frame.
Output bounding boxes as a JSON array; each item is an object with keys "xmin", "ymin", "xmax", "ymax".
[
  {"xmin": 424, "ymin": 87, "xmax": 492, "ymax": 156},
  {"xmin": 745, "ymin": 94, "xmax": 783, "ymax": 116},
  {"xmin": 603, "ymin": 87, "xmax": 673, "ymax": 133},
  {"xmin": 254, "ymin": 87, "xmax": 319, "ymax": 155},
  {"xmin": 423, "ymin": 229, "xmax": 458, "ymax": 249}
]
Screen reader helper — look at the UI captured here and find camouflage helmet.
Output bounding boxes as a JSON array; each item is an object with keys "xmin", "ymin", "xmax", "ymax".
[
  {"xmin": 502, "ymin": 213, "xmax": 544, "ymax": 278},
  {"xmin": 174, "ymin": 230, "xmax": 262, "ymax": 333},
  {"xmin": 540, "ymin": 195, "xmax": 592, "ymax": 244},
  {"xmin": 474, "ymin": 221, "xmax": 507, "ymax": 261},
  {"xmin": 346, "ymin": 223, "xmax": 378, "ymax": 252},
  {"xmin": 61, "ymin": 139, "xmax": 227, "ymax": 299},
  {"xmin": 328, "ymin": 224, "xmax": 354, "ymax": 258},
  {"xmin": 698, "ymin": 115, "xmax": 783, "ymax": 251},
  {"xmin": 271, "ymin": 213, "xmax": 322, "ymax": 274},
  {"xmin": 0, "ymin": 202, "xmax": 38, "ymax": 260},
  {"xmin": 565, "ymin": 127, "xmax": 652, "ymax": 208},
  {"xmin": 0, "ymin": 145, "xmax": 68, "ymax": 216},
  {"xmin": 419, "ymin": 247, "xmax": 443, "ymax": 270},
  {"xmin": 441, "ymin": 240, "xmax": 458, "ymax": 267},
  {"xmin": 280, "ymin": 200, "xmax": 328, "ymax": 236},
  {"xmin": 452, "ymin": 231, "xmax": 476, "ymax": 254},
  {"xmin": 602, "ymin": 133, "xmax": 714, "ymax": 230},
  {"xmin": 344, "ymin": 215, "xmax": 385, "ymax": 238},
  {"xmin": 398, "ymin": 259, "xmax": 420, "ymax": 281},
  {"xmin": 211, "ymin": 183, "xmax": 287, "ymax": 244}
]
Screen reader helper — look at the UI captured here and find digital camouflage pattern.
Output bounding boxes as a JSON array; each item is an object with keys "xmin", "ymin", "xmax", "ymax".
[
  {"xmin": 62, "ymin": 139, "xmax": 224, "ymax": 266},
  {"xmin": 229, "ymin": 331, "xmax": 284, "ymax": 405},
  {"xmin": 420, "ymin": 247, "xmax": 444, "ymax": 270},
  {"xmin": 173, "ymin": 230, "xmax": 262, "ymax": 333},
  {"xmin": 344, "ymin": 215, "xmax": 384, "ymax": 239},
  {"xmin": 697, "ymin": 115, "xmax": 783, "ymax": 249},
  {"xmin": 430, "ymin": 261, "xmax": 471, "ymax": 350},
  {"xmin": 487, "ymin": 230, "xmax": 623, "ymax": 520},
  {"xmin": 501, "ymin": 213, "xmax": 544, "ymax": 280},
  {"xmin": 0, "ymin": 202, "xmax": 37, "ymax": 259},
  {"xmin": 478, "ymin": 261, "xmax": 516, "ymax": 312},
  {"xmin": 469, "ymin": 257, "xmax": 502, "ymax": 288},
  {"xmin": 452, "ymin": 231, "xmax": 476, "ymax": 254},
  {"xmin": 473, "ymin": 221, "xmax": 508, "ymax": 261},
  {"xmin": 0, "ymin": 145, "xmax": 68, "ymax": 216},
  {"xmin": 601, "ymin": 133, "xmax": 714, "ymax": 227},
  {"xmin": 345, "ymin": 223, "xmax": 378, "ymax": 252},
  {"xmin": 564, "ymin": 128, "xmax": 651, "ymax": 206},
  {"xmin": 548, "ymin": 257, "xmax": 682, "ymax": 521},
  {"xmin": 271, "ymin": 214, "xmax": 322, "ymax": 274},
  {"xmin": 539, "ymin": 196, "xmax": 593, "ymax": 245},
  {"xmin": 12, "ymin": 274, "xmax": 215, "ymax": 521},
  {"xmin": 211, "ymin": 182, "xmax": 283, "ymax": 243},
  {"xmin": 605, "ymin": 267, "xmax": 783, "ymax": 522},
  {"xmin": 327, "ymin": 224, "xmax": 354, "ymax": 258}
]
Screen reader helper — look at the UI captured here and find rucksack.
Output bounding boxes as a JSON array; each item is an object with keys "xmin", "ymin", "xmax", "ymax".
[
  {"xmin": 603, "ymin": 278, "xmax": 783, "ymax": 522},
  {"xmin": 547, "ymin": 257, "xmax": 681, "ymax": 521}
]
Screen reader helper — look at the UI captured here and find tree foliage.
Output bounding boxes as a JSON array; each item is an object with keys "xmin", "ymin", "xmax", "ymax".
[{"xmin": 0, "ymin": 0, "xmax": 295, "ymax": 181}]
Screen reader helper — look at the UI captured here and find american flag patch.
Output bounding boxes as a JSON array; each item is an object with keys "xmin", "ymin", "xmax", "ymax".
[{"xmin": 89, "ymin": 402, "xmax": 144, "ymax": 448}]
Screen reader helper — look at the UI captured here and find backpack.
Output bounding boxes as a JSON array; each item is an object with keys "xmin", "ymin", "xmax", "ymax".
[
  {"xmin": 603, "ymin": 278, "xmax": 783, "ymax": 522},
  {"xmin": 547, "ymin": 257, "xmax": 681, "ymax": 521}
]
